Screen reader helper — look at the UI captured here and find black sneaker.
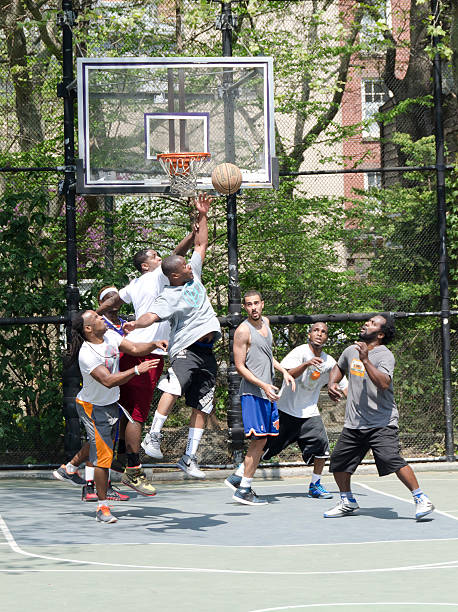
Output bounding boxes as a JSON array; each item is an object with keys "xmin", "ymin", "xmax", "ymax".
[
  {"xmin": 233, "ymin": 487, "xmax": 268, "ymax": 506},
  {"xmin": 53, "ymin": 464, "xmax": 86, "ymax": 486}
]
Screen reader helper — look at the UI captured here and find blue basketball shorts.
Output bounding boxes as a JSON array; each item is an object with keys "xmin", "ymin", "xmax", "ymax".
[{"xmin": 241, "ymin": 394, "xmax": 280, "ymax": 438}]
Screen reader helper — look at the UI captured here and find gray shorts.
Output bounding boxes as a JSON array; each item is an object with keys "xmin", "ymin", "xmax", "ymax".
[{"xmin": 76, "ymin": 399, "xmax": 119, "ymax": 468}]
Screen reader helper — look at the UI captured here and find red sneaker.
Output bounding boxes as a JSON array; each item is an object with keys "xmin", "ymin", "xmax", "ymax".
[{"xmin": 82, "ymin": 480, "xmax": 98, "ymax": 502}]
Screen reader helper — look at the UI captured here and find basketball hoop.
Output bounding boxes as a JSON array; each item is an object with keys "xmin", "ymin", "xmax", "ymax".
[{"xmin": 157, "ymin": 152, "xmax": 211, "ymax": 197}]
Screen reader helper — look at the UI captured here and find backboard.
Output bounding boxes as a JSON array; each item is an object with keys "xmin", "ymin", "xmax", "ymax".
[{"xmin": 76, "ymin": 57, "xmax": 277, "ymax": 195}]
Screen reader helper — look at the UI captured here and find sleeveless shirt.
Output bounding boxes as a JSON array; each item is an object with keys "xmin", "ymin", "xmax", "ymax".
[{"xmin": 239, "ymin": 317, "xmax": 275, "ymax": 400}]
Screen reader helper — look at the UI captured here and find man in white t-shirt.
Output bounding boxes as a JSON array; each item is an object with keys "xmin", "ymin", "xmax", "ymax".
[
  {"xmin": 96, "ymin": 213, "xmax": 200, "ymax": 495},
  {"xmin": 65, "ymin": 309, "xmax": 167, "ymax": 523},
  {"xmin": 259, "ymin": 322, "xmax": 347, "ymax": 499}
]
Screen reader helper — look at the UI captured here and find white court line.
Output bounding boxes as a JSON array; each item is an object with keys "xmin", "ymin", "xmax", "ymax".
[
  {"xmin": 19, "ymin": 536, "xmax": 458, "ymax": 549},
  {"xmin": 250, "ymin": 604, "xmax": 458, "ymax": 611},
  {"xmin": 354, "ymin": 481, "xmax": 458, "ymax": 522},
  {"xmin": 2, "ymin": 514, "xmax": 458, "ymax": 575}
]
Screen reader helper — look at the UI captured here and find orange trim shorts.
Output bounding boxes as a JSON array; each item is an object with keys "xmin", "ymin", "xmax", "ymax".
[{"xmin": 75, "ymin": 399, "xmax": 119, "ymax": 468}]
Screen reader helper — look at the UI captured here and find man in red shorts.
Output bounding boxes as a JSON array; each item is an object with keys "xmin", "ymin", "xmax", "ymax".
[{"xmin": 96, "ymin": 214, "xmax": 200, "ymax": 495}]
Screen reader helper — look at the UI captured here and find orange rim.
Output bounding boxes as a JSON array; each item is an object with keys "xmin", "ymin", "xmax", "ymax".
[{"xmin": 157, "ymin": 152, "xmax": 210, "ymax": 176}]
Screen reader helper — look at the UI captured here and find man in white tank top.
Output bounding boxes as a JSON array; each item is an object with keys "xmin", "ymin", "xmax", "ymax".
[{"xmin": 226, "ymin": 290, "xmax": 295, "ymax": 505}]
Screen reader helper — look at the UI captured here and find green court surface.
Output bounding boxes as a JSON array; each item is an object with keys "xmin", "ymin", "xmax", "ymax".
[{"xmin": 1, "ymin": 471, "xmax": 458, "ymax": 611}]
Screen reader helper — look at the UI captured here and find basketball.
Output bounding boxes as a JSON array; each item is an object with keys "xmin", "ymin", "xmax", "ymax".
[{"xmin": 211, "ymin": 163, "xmax": 243, "ymax": 195}]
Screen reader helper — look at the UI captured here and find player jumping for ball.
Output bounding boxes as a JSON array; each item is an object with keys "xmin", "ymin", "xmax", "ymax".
[{"xmin": 125, "ymin": 193, "xmax": 220, "ymax": 479}]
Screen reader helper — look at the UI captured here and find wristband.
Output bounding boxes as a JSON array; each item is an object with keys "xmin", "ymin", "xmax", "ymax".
[{"xmin": 134, "ymin": 366, "xmax": 140, "ymax": 376}]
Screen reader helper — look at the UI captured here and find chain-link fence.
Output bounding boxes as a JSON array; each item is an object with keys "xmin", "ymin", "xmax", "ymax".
[{"xmin": 0, "ymin": 0, "xmax": 456, "ymax": 468}]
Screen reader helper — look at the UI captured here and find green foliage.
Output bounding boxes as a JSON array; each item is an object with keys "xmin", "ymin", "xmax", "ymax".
[{"xmin": 0, "ymin": 190, "xmax": 66, "ymax": 463}]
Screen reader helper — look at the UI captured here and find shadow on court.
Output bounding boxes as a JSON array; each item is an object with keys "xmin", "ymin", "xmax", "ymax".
[{"xmin": 1, "ymin": 472, "xmax": 458, "ymax": 611}]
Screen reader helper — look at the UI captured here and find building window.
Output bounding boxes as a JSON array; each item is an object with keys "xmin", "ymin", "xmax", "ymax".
[
  {"xmin": 365, "ymin": 171, "xmax": 382, "ymax": 190},
  {"xmin": 360, "ymin": 0, "xmax": 392, "ymax": 52},
  {"xmin": 362, "ymin": 79, "xmax": 390, "ymax": 139}
]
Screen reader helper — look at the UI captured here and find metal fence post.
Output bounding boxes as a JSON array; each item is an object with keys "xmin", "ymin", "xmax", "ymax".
[
  {"xmin": 59, "ymin": 0, "xmax": 80, "ymax": 460},
  {"xmin": 431, "ymin": 0, "xmax": 455, "ymax": 461},
  {"xmin": 218, "ymin": 1, "xmax": 244, "ymax": 463}
]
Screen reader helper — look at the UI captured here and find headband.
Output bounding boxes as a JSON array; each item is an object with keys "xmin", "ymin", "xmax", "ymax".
[{"xmin": 99, "ymin": 286, "xmax": 118, "ymax": 301}]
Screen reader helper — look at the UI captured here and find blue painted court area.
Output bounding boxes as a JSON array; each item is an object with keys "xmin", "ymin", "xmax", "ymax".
[{"xmin": 1, "ymin": 471, "xmax": 458, "ymax": 611}]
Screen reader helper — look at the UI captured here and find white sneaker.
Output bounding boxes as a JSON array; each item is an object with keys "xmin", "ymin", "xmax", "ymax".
[
  {"xmin": 414, "ymin": 495, "xmax": 434, "ymax": 520},
  {"xmin": 177, "ymin": 454, "xmax": 206, "ymax": 479},
  {"xmin": 141, "ymin": 432, "xmax": 163, "ymax": 460},
  {"xmin": 323, "ymin": 499, "xmax": 359, "ymax": 518}
]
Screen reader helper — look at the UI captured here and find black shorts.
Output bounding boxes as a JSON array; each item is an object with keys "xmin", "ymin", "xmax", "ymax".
[
  {"xmin": 157, "ymin": 343, "xmax": 217, "ymax": 413},
  {"xmin": 329, "ymin": 426, "xmax": 408, "ymax": 477},
  {"xmin": 262, "ymin": 411, "xmax": 330, "ymax": 465}
]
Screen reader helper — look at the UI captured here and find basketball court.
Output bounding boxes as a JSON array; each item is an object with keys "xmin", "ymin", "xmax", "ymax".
[{"xmin": 2, "ymin": 470, "xmax": 458, "ymax": 611}]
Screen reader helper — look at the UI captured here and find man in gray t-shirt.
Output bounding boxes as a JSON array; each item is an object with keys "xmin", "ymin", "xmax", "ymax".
[
  {"xmin": 324, "ymin": 314, "xmax": 434, "ymax": 521},
  {"xmin": 125, "ymin": 193, "xmax": 220, "ymax": 480}
]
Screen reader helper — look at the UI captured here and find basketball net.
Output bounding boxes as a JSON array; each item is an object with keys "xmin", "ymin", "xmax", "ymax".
[{"xmin": 157, "ymin": 152, "xmax": 210, "ymax": 198}]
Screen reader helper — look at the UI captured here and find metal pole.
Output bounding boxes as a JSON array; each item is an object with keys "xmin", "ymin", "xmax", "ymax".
[
  {"xmin": 59, "ymin": 0, "xmax": 80, "ymax": 460},
  {"xmin": 219, "ymin": 1, "xmax": 244, "ymax": 462},
  {"xmin": 431, "ymin": 0, "xmax": 454, "ymax": 461},
  {"xmin": 104, "ymin": 196, "xmax": 114, "ymax": 269}
]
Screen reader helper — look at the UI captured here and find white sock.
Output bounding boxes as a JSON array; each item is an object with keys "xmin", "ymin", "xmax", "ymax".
[
  {"xmin": 411, "ymin": 487, "xmax": 423, "ymax": 497},
  {"xmin": 241, "ymin": 476, "xmax": 252, "ymax": 489},
  {"xmin": 235, "ymin": 463, "xmax": 245, "ymax": 477},
  {"xmin": 311, "ymin": 473, "xmax": 321, "ymax": 485},
  {"xmin": 66, "ymin": 462, "xmax": 78, "ymax": 474},
  {"xmin": 85, "ymin": 465, "xmax": 95, "ymax": 481},
  {"xmin": 185, "ymin": 427, "xmax": 204, "ymax": 457},
  {"xmin": 151, "ymin": 412, "xmax": 168, "ymax": 434},
  {"xmin": 108, "ymin": 469, "xmax": 111, "ymax": 482},
  {"xmin": 97, "ymin": 501, "xmax": 107, "ymax": 509},
  {"xmin": 341, "ymin": 491, "xmax": 356, "ymax": 502}
]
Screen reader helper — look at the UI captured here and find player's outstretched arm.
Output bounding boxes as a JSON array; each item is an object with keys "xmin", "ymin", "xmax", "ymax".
[
  {"xmin": 193, "ymin": 192, "xmax": 213, "ymax": 264},
  {"xmin": 173, "ymin": 222, "xmax": 198, "ymax": 257},
  {"xmin": 119, "ymin": 338, "xmax": 168, "ymax": 356},
  {"xmin": 123, "ymin": 312, "xmax": 160, "ymax": 333},
  {"xmin": 90, "ymin": 359, "xmax": 160, "ymax": 389},
  {"xmin": 96, "ymin": 294, "xmax": 125, "ymax": 315}
]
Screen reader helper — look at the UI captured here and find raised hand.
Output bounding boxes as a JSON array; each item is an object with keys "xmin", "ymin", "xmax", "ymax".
[{"xmin": 194, "ymin": 192, "xmax": 213, "ymax": 215}]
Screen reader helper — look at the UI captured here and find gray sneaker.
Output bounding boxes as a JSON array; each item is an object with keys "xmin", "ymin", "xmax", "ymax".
[
  {"xmin": 141, "ymin": 432, "xmax": 164, "ymax": 460},
  {"xmin": 96, "ymin": 505, "xmax": 118, "ymax": 524},
  {"xmin": 177, "ymin": 454, "xmax": 206, "ymax": 479},
  {"xmin": 233, "ymin": 487, "xmax": 268, "ymax": 505},
  {"xmin": 53, "ymin": 464, "xmax": 86, "ymax": 486}
]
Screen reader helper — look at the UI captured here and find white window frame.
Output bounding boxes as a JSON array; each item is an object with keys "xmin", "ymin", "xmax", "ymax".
[{"xmin": 361, "ymin": 79, "xmax": 390, "ymax": 139}]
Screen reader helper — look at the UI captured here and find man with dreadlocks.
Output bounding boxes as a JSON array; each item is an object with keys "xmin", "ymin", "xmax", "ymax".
[{"xmin": 65, "ymin": 309, "xmax": 167, "ymax": 523}]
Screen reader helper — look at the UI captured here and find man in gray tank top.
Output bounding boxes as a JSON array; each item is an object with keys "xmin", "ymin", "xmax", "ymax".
[{"xmin": 225, "ymin": 290, "xmax": 295, "ymax": 505}]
